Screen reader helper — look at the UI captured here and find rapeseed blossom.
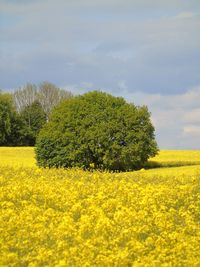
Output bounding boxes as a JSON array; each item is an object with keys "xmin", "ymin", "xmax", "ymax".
[{"xmin": 0, "ymin": 148, "xmax": 200, "ymax": 266}]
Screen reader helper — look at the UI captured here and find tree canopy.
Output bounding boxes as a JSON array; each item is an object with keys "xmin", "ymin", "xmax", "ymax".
[
  {"xmin": 13, "ymin": 82, "xmax": 73, "ymax": 120},
  {"xmin": 19, "ymin": 101, "xmax": 46, "ymax": 146},
  {"xmin": 0, "ymin": 82, "xmax": 73, "ymax": 146},
  {"xmin": 0, "ymin": 92, "xmax": 14, "ymax": 145},
  {"xmin": 36, "ymin": 91, "xmax": 158, "ymax": 171}
]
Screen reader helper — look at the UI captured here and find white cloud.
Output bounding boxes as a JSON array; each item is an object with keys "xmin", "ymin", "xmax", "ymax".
[
  {"xmin": 1, "ymin": 0, "xmax": 199, "ymax": 13},
  {"xmin": 0, "ymin": 0, "xmax": 200, "ymax": 149},
  {"xmin": 116, "ymin": 86, "xmax": 200, "ymax": 149},
  {"xmin": 173, "ymin": 12, "xmax": 197, "ymax": 19},
  {"xmin": 183, "ymin": 125, "xmax": 200, "ymax": 135},
  {"xmin": 118, "ymin": 80, "xmax": 128, "ymax": 91},
  {"xmin": 184, "ymin": 108, "xmax": 200, "ymax": 122},
  {"xmin": 1, "ymin": 0, "xmax": 200, "ymax": 93}
]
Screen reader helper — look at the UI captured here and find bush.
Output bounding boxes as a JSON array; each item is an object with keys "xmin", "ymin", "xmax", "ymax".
[{"xmin": 35, "ymin": 91, "xmax": 158, "ymax": 171}]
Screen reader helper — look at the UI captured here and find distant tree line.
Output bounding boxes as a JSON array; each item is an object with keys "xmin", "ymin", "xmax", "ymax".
[{"xmin": 0, "ymin": 82, "xmax": 73, "ymax": 146}]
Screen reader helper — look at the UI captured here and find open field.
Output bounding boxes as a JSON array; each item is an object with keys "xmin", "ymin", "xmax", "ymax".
[
  {"xmin": 1, "ymin": 147, "xmax": 200, "ymax": 177},
  {"xmin": 0, "ymin": 147, "xmax": 200, "ymax": 266},
  {"xmin": 148, "ymin": 150, "xmax": 200, "ymax": 168},
  {"xmin": 0, "ymin": 147, "xmax": 36, "ymax": 167}
]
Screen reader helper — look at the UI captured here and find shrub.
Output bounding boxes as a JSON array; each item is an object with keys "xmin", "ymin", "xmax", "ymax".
[{"xmin": 35, "ymin": 91, "xmax": 158, "ymax": 171}]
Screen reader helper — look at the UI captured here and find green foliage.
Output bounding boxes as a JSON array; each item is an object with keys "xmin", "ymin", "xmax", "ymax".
[
  {"xmin": 19, "ymin": 101, "xmax": 46, "ymax": 145},
  {"xmin": 36, "ymin": 91, "xmax": 158, "ymax": 171},
  {"xmin": 0, "ymin": 93, "xmax": 46, "ymax": 146},
  {"xmin": 14, "ymin": 82, "xmax": 73, "ymax": 120},
  {"xmin": 0, "ymin": 93, "xmax": 14, "ymax": 145},
  {"xmin": 5, "ymin": 113, "xmax": 25, "ymax": 146},
  {"xmin": 0, "ymin": 92, "xmax": 27, "ymax": 146},
  {"xmin": 0, "ymin": 84, "xmax": 73, "ymax": 146}
]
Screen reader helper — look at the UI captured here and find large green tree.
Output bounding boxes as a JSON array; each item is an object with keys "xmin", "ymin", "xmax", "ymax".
[{"xmin": 36, "ymin": 91, "xmax": 158, "ymax": 171}]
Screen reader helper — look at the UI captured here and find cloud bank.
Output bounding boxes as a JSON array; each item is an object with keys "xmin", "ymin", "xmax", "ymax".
[
  {"xmin": 0, "ymin": 0, "xmax": 200, "ymax": 149},
  {"xmin": 119, "ymin": 87, "xmax": 200, "ymax": 149}
]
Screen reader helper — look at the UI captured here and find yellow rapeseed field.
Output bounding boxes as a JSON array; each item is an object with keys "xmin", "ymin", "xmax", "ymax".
[
  {"xmin": 149, "ymin": 150, "xmax": 200, "ymax": 168},
  {"xmin": 0, "ymin": 147, "xmax": 200, "ymax": 266}
]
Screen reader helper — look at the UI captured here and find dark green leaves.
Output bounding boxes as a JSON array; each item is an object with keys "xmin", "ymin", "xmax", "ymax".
[{"xmin": 36, "ymin": 91, "xmax": 159, "ymax": 171}]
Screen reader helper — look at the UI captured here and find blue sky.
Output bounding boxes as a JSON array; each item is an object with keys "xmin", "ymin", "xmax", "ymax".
[{"xmin": 0, "ymin": 0, "xmax": 200, "ymax": 149}]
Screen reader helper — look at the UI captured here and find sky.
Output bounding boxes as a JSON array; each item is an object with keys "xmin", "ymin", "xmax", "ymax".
[{"xmin": 0, "ymin": 0, "xmax": 200, "ymax": 149}]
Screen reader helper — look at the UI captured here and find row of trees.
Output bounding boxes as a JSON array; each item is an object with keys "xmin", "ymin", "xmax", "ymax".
[
  {"xmin": 0, "ymin": 82, "xmax": 73, "ymax": 146},
  {"xmin": 1, "ymin": 86, "xmax": 158, "ymax": 170}
]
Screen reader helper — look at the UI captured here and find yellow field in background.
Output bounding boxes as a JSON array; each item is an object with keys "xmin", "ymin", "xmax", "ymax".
[
  {"xmin": 149, "ymin": 150, "xmax": 200, "ymax": 167},
  {"xmin": 1, "ymin": 147, "xmax": 200, "ymax": 177},
  {"xmin": 0, "ymin": 147, "xmax": 200, "ymax": 266},
  {"xmin": 0, "ymin": 147, "xmax": 36, "ymax": 167}
]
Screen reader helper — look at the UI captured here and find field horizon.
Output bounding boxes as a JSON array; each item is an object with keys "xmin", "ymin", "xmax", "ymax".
[{"xmin": 1, "ymin": 146, "xmax": 200, "ymax": 172}]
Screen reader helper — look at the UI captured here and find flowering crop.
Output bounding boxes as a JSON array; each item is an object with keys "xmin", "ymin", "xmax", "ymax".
[
  {"xmin": 0, "ymin": 148, "xmax": 200, "ymax": 266},
  {"xmin": 149, "ymin": 150, "xmax": 200, "ymax": 168},
  {"xmin": 0, "ymin": 147, "xmax": 36, "ymax": 167}
]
